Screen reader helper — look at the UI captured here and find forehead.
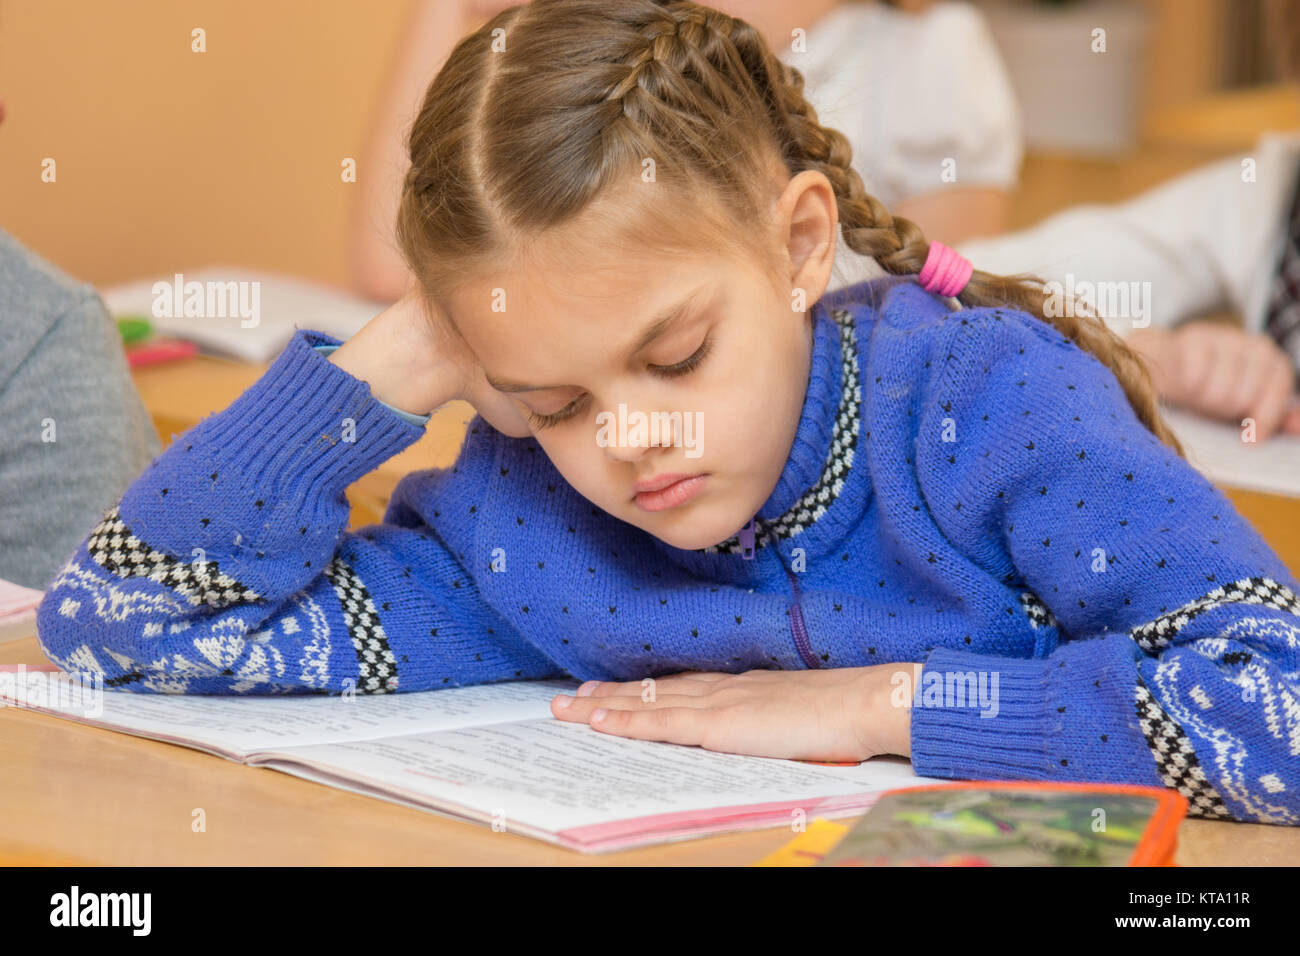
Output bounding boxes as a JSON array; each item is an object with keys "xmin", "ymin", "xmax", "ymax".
[{"xmin": 443, "ymin": 220, "xmax": 728, "ymax": 379}]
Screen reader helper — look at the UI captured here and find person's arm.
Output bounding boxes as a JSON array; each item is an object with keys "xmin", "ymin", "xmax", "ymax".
[
  {"xmin": 348, "ymin": 0, "xmax": 481, "ymax": 303},
  {"xmin": 957, "ymin": 154, "xmax": 1245, "ymax": 337},
  {"xmin": 34, "ymin": 325, "xmax": 561, "ymax": 694},
  {"xmin": 894, "ymin": 187, "xmax": 1009, "ymax": 247},
  {"xmin": 0, "ymin": 292, "xmax": 161, "ymax": 591},
  {"xmin": 911, "ymin": 306, "xmax": 1300, "ymax": 823}
]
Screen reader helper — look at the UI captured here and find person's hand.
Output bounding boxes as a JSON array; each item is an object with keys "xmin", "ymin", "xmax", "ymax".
[
  {"xmin": 548, "ymin": 663, "xmax": 921, "ymax": 763},
  {"xmin": 328, "ymin": 292, "xmax": 533, "ymax": 437},
  {"xmin": 1129, "ymin": 322, "xmax": 1300, "ymax": 439}
]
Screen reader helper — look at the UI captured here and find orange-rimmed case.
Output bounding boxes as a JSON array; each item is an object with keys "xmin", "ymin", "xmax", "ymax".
[{"xmin": 759, "ymin": 781, "xmax": 1189, "ymax": 867}]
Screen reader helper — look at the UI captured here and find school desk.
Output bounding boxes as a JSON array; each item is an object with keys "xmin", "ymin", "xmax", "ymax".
[
  {"xmin": 2, "ymin": 631, "xmax": 1300, "ymax": 866},
  {"xmin": 7, "ymin": 355, "xmax": 1299, "ymax": 864}
]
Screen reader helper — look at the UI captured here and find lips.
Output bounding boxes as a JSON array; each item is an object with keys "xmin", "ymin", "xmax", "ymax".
[
  {"xmin": 634, "ymin": 472, "xmax": 698, "ymax": 494},
  {"xmin": 633, "ymin": 474, "xmax": 708, "ymax": 512}
]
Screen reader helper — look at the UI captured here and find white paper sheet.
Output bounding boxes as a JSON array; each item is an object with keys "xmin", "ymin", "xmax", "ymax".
[
  {"xmin": 1160, "ymin": 403, "xmax": 1300, "ymax": 499},
  {"xmin": 99, "ymin": 266, "xmax": 381, "ymax": 361},
  {"xmin": 258, "ymin": 718, "xmax": 930, "ymax": 833},
  {"xmin": 0, "ymin": 671, "xmax": 580, "ymax": 757}
]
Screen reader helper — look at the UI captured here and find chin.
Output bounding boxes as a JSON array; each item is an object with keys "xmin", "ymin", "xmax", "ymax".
[{"xmin": 641, "ymin": 510, "xmax": 745, "ymax": 552}]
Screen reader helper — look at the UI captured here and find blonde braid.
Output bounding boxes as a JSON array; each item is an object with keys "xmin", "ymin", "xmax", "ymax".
[{"xmin": 754, "ymin": 34, "xmax": 1187, "ymax": 458}]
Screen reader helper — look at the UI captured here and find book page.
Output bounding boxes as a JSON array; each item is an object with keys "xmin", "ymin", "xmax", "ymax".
[
  {"xmin": 100, "ymin": 267, "xmax": 379, "ymax": 362},
  {"xmin": 0, "ymin": 670, "xmax": 580, "ymax": 758},
  {"xmin": 1161, "ymin": 403, "xmax": 1300, "ymax": 498},
  {"xmin": 256, "ymin": 718, "xmax": 931, "ymax": 833}
]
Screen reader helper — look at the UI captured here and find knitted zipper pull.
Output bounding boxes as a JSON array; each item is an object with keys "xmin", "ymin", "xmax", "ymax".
[{"xmin": 739, "ymin": 516, "xmax": 757, "ymax": 560}]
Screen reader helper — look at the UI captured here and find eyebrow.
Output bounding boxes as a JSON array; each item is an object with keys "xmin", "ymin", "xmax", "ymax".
[{"xmin": 483, "ymin": 285, "xmax": 710, "ymax": 393}]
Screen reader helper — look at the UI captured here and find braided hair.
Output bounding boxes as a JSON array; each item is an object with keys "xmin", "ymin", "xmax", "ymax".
[{"xmin": 396, "ymin": 0, "xmax": 1185, "ymax": 457}]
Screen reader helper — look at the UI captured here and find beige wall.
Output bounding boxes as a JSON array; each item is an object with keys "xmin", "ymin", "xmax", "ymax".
[
  {"xmin": 0, "ymin": 0, "xmax": 414, "ymax": 289},
  {"xmin": 0, "ymin": 0, "xmax": 1254, "ymax": 291},
  {"xmin": 1139, "ymin": 0, "xmax": 1229, "ymax": 115}
]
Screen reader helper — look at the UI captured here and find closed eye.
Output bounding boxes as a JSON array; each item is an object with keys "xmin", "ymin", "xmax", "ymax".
[{"xmin": 526, "ymin": 333, "xmax": 713, "ymax": 431}]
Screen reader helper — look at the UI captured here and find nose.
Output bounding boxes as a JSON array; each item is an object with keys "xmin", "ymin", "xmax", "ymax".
[{"xmin": 597, "ymin": 404, "xmax": 681, "ymax": 463}]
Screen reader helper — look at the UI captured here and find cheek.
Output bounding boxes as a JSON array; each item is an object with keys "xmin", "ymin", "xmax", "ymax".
[{"xmin": 535, "ymin": 432, "xmax": 613, "ymax": 497}]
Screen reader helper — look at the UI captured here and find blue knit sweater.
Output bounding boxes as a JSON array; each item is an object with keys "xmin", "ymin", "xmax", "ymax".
[{"xmin": 36, "ymin": 277, "xmax": 1300, "ymax": 825}]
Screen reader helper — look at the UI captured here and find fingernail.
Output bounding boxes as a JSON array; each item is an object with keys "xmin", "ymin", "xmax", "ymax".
[
  {"xmin": 554, "ymin": 695, "xmax": 572, "ymax": 709},
  {"xmin": 591, "ymin": 708, "xmax": 607, "ymax": 721},
  {"xmin": 577, "ymin": 681, "xmax": 598, "ymax": 697}
]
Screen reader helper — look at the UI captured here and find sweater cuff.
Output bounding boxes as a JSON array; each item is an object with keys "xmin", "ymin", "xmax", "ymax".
[
  {"xmin": 122, "ymin": 328, "xmax": 427, "ymax": 552},
  {"xmin": 204, "ymin": 328, "xmax": 426, "ymax": 496},
  {"xmin": 311, "ymin": 343, "xmax": 433, "ymax": 426},
  {"xmin": 908, "ymin": 635, "xmax": 1160, "ymax": 785}
]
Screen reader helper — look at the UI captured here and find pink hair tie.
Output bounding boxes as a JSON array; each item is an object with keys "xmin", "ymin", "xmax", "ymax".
[{"xmin": 917, "ymin": 241, "xmax": 974, "ymax": 299}]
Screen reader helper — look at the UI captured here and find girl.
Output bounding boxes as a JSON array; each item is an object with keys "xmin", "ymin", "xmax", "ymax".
[{"xmin": 37, "ymin": 0, "xmax": 1300, "ymax": 826}]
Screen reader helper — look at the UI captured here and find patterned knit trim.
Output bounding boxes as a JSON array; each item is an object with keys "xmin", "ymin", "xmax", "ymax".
[
  {"xmin": 1127, "ymin": 575, "xmax": 1300, "ymax": 820},
  {"xmin": 323, "ymin": 556, "xmax": 399, "ymax": 694},
  {"xmin": 703, "ymin": 307, "xmax": 861, "ymax": 554},
  {"xmin": 1020, "ymin": 590, "xmax": 1060, "ymax": 630},
  {"xmin": 1130, "ymin": 576, "xmax": 1300, "ymax": 653},
  {"xmin": 87, "ymin": 505, "xmax": 262, "ymax": 609},
  {"xmin": 1135, "ymin": 677, "xmax": 1232, "ymax": 819}
]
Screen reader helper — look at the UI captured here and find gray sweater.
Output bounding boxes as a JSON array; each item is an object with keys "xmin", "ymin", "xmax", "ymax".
[{"xmin": 0, "ymin": 228, "xmax": 160, "ymax": 589}]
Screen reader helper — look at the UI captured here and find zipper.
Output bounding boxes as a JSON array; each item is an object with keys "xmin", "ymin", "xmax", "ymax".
[
  {"xmin": 739, "ymin": 517, "xmax": 756, "ymax": 559},
  {"xmin": 783, "ymin": 558, "xmax": 821, "ymax": 670},
  {"xmin": 739, "ymin": 515, "xmax": 819, "ymax": 668}
]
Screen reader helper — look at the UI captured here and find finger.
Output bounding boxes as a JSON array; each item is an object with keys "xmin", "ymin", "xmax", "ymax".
[
  {"xmin": 552, "ymin": 693, "xmax": 717, "ymax": 724},
  {"xmin": 1201, "ymin": 336, "xmax": 1248, "ymax": 417},
  {"xmin": 1229, "ymin": 339, "xmax": 1275, "ymax": 422},
  {"xmin": 1173, "ymin": 331, "xmax": 1212, "ymax": 405},
  {"xmin": 1247, "ymin": 356, "xmax": 1293, "ymax": 440},
  {"xmin": 577, "ymin": 673, "xmax": 730, "ymax": 698},
  {"xmin": 586, "ymin": 705, "xmax": 708, "ymax": 746},
  {"xmin": 1284, "ymin": 399, "xmax": 1300, "ymax": 434}
]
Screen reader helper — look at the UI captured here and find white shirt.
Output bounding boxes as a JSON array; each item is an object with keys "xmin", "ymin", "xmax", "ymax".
[
  {"xmin": 782, "ymin": 1, "xmax": 1023, "ymax": 291},
  {"xmin": 782, "ymin": 0, "xmax": 1023, "ymax": 206},
  {"xmin": 956, "ymin": 131, "xmax": 1300, "ymax": 339}
]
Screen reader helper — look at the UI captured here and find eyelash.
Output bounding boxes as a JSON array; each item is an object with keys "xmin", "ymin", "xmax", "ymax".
[{"xmin": 526, "ymin": 334, "xmax": 713, "ymax": 431}]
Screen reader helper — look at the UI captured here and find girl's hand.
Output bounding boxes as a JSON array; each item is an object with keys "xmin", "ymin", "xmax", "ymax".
[
  {"xmin": 549, "ymin": 664, "xmax": 921, "ymax": 763},
  {"xmin": 328, "ymin": 292, "xmax": 533, "ymax": 436},
  {"xmin": 1129, "ymin": 322, "xmax": 1300, "ymax": 438}
]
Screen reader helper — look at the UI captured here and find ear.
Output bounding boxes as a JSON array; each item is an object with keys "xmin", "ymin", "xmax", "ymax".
[
  {"xmin": 777, "ymin": 169, "xmax": 838, "ymax": 306},
  {"xmin": 478, "ymin": 400, "xmax": 535, "ymax": 439},
  {"xmin": 463, "ymin": 364, "xmax": 536, "ymax": 438}
]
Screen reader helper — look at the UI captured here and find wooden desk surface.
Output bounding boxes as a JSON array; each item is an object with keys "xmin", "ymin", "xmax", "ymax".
[{"xmin": 3, "ymin": 633, "xmax": 1298, "ymax": 865}]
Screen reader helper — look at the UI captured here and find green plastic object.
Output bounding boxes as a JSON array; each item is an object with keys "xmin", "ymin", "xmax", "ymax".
[{"xmin": 116, "ymin": 315, "xmax": 153, "ymax": 344}]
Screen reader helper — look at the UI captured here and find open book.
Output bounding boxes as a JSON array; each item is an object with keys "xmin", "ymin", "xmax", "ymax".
[
  {"xmin": 1159, "ymin": 403, "xmax": 1300, "ymax": 499},
  {"xmin": 0, "ymin": 665, "xmax": 934, "ymax": 853},
  {"xmin": 99, "ymin": 266, "xmax": 378, "ymax": 362},
  {"xmin": 0, "ymin": 579, "xmax": 43, "ymax": 645}
]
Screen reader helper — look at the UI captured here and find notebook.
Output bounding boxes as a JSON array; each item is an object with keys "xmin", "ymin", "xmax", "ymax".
[
  {"xmin": 0, "ymin": 579, "xmax": 43, "ymax": 645},
  {"xmin": 0, "ymin": 665, "xmax": 936, "ymax": 853},
  {"xmin": 99, "ymin": 266, "xmax": 381, "ymax": 362},
  {"xmin": 1160, "ymin": 402, "xmax": 1300, "ymax": 499}
]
